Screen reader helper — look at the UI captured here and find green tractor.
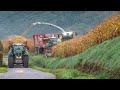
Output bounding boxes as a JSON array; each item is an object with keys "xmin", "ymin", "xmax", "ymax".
[{"xmin": 8, "ymin": 43, "xmax": 29, "ymax": 68}]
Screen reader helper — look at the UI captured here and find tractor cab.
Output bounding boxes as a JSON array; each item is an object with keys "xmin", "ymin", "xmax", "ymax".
[
  {"xmin": 8, "ymin": 43, "xmax": 29, "ymax": 68},
  {"xmin": 11, "ymin": 44, "xmax": 26, "ymax": 53}
]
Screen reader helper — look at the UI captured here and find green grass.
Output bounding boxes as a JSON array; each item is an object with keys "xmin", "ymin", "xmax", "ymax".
[
  {"xmin": 29, "ymin": 54, "xmax": 80, "ymax": 69},
  {"xmin": 0, "ymin": 60, "xmax": 7, "ymax": 73},
  {"xmin": 29, "ymin": 36, "xmax": 120, "ymax": 78},
  {"xmin": 75, "ymin": 36, "xmax": 120, "ymax": 75},
  {"xmin": 0, "ymin": 67, "xmax": 7, "ymax": 73},
  {"xmin": 31, "ymin": 66, "xmax": 98, "ymax": 79},
  {"xmin": 30, "ymin": 56, "xmax": 110, "ymax": 79}
]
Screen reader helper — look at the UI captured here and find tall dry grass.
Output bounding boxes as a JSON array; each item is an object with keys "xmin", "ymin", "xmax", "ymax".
[
  {"xmin": 2, "ymin": 38, "xmax": 34, "ymax": 54},
  {"xmin": 52, "ymin": 14, "xmax": 120, "ymax": 58}
]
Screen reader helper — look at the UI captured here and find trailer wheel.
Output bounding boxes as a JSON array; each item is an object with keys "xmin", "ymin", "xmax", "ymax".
[
  {"xmin": 39, "ymin": 48, "xmax": 44, "ymax": 53},
  {"xmin": 35, "ymin": 47, "xmax": 39, "ymax": 54},
  {"xmin": 23, "ymin": 56, "xmax": 29, "ymax": 68},
  {"xmin": 8, "ymin": 57, "xmax": 14, "ymax": 68}
]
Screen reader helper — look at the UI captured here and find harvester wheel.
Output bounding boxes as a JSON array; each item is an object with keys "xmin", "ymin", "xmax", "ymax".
[
  {"xmin": 8, "ymin": 57, "xmax": 14, "ymax": 68},
  {"xmin": 44, "ymin": 49, "xmax": 52, "ymax": 58},
  {"xmin": 23, "ymin": 56, "xmax": 29, "ymax": 68}
]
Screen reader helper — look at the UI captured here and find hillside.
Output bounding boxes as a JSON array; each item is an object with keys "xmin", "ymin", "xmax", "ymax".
[
  {"xmin": 1, "ymin": 11, "xmax": 120, "ymax": 79},
  {"xmin": 52, "ymin": 13, "xmax": 120, "ymax": 58},
  {"xmin": 0, "ymin": 11, "xmax": 116, "ymax": 40},
  {"xmin": 30, "ymin": 35, "xmax": 120, "ymax": 78}
]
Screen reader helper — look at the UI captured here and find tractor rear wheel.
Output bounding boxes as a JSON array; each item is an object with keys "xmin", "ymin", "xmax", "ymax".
[
  {"xmin": 23, "ymin": 56, "xmax": 29, "ymax": 68},
  {"xmin": 8, "ymin": 57, "xmax": 14, "ymax": 68}
]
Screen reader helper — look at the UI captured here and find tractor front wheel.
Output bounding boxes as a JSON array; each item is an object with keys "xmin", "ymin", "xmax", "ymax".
[
  {"xmin": 23, "ymin": 56, "xmax": 29, "ymax": 68},
  {"xmin": 8, "ymin": 57, "xmax": 14, "ymax": 68}
]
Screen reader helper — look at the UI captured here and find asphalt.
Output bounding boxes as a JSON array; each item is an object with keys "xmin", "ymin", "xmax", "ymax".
[
  {"xmin": 0, "ymin": 67, "xmax": 56, "ymax": 79},
  {"xmin": 0, "ymin": 56, "xmax": 56, "ymax": 79}
]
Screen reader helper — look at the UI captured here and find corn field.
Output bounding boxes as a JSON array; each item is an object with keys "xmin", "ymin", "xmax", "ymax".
[
  {"xmin": 2, "ymin": 37, "xmax": 34, "ymax": 54},
  {"xmin": 9, "ymin": 36, "xmax": 27, "ymax": 44},
  {"xmin": 52, "ymin": 14, "xmax": 120, "ymax": 58}
]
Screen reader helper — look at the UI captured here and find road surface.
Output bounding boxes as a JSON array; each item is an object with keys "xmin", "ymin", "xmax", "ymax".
[
  {"xmin": 0, "ymin": 68, "xmax": 56, "ymax": 79},
  {"xmin": 0, "ymin": 56, "xmax": 56, "ymax": 79}
]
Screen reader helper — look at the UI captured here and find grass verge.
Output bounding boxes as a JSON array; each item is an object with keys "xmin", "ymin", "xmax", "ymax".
[
  {"xmin": 31, "ymin": 65, "xmax": 109, "ymax": 79},
  {"xmin": 0, "ymin": 61, "xmax": 7, "ymax": 73}
]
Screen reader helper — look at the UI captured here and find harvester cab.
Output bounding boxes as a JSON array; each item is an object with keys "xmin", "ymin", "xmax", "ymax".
[
  {"xmin": 58, "ymin": 31, "xmax": 77, "ymax": 42},
  {"xmin": 45, "ymin": 37, "xmax": 57, "ymax": 48},
  {"xmin": 43, "ymin": 34, "xmax": 58, "ymax": 58}
]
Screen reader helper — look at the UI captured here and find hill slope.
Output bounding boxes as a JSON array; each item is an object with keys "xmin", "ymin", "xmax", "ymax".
[
  {"xmin": 30, "ymin": 35, "xmax": 120, "ymax": 78},
  {"xmin": 52, "ymin": 13, "xmax": 120, "ymax": 57},
  {"xmin": 0, "ymin": 11, "xmax": 116, "ymax": 40}
]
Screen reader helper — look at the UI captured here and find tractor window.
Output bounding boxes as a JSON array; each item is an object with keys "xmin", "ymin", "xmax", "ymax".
[{"xmin": 12, "ymin": 45, "xmax": 25, "ymax": 51}]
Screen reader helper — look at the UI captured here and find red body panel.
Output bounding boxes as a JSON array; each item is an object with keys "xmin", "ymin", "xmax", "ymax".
[
  {"xmin": 33, "ymin": 33, "xmax": 57, "ymax": 48},
  {"xmin": 33, "ymin": 34, "xmax": 46, "ymax": 48}
]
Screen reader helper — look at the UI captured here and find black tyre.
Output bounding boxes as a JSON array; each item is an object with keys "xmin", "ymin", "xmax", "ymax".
[
  {"xmin": 39, "ymin": 48, "xmax": 44, "ymax": 53},
  {"xmin": 35, "ymin": 47, "xmax": 39, "ymax": 54},
  {"xmin": 8, "ymin": 57, "xmax": 14, "ymax": 68},
  {"xmin": 23, "ymin": 56, "xmax": 29, "ymax": 68},
  {"xmin": 44, "ymin": 49, "xmax": 52, "ymax": 58}
]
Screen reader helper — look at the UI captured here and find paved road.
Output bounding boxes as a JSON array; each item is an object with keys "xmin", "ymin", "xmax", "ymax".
[
  {"xmin": 0, "ymin": 56, "xmax": 56, "ymax": 79},
  {"xmin": 0, "ymin": 68, "xmax": 56, "ymax": 79}
]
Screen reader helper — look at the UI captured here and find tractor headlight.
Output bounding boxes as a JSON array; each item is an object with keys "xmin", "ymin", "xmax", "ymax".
[
  {"xmin": 16, "ymin": 56, "xmax": 22, "ymax": 59},
  {"xmin": 16, "ymin": 56, "xmax": 18, "ymax": 59},
  {"xmin": 19, "ymin": 56, "xmax": 22, "ymax": 59}
]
